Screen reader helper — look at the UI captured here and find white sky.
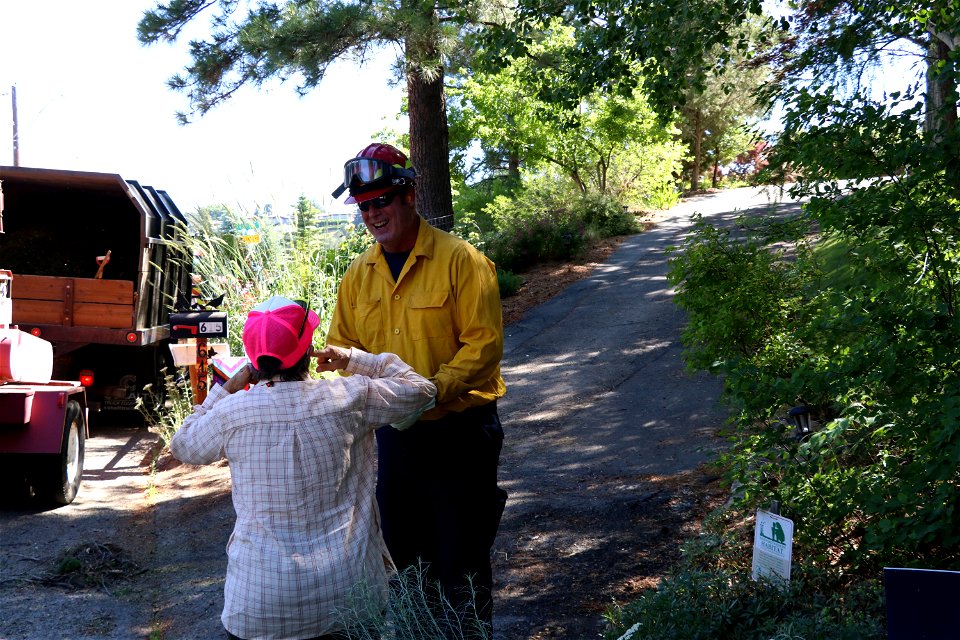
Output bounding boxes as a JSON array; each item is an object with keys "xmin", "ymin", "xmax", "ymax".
[{"xmin": 0, "ymin": 1, "xmax": 406, "ymax": 217}]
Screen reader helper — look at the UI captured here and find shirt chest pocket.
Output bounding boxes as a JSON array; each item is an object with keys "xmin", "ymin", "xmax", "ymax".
[
  {"xmin": 355, "ymin": 298, "xmax": 385, "ymax": 349},
  {"xmin": 407, "ymin": 291, "xmax": 452, "ymax": 341}
]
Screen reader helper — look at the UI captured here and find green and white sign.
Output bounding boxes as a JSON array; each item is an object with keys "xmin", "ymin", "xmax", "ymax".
[{"xmin": 752, "ymin": 510, "xmax": 794, "ymax": 584}]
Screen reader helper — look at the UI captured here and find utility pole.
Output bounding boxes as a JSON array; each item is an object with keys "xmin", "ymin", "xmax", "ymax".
[{"xmin": 11, "ymin": 85, "xmax": 19, "ymax": 166}]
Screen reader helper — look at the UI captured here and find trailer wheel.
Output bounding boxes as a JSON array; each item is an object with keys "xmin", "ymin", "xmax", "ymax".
[{"xmin": 40, "ymin": 400, "xmax": 86, "ymax": 505}]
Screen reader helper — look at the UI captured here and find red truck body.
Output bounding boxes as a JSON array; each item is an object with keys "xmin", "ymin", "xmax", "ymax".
[
  {"xmin": 0, "ymin": 271, "xmax": 88, "ymax": 505},
  {"xmin": 0, "ymin": 380, "xmax": 85, "ymax": 452}
]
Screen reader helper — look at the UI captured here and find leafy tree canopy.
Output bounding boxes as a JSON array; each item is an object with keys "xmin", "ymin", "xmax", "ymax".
[
  {"xmin": 483, "ymin": 0, "xmax": 770, "ymax": 120},
  {"xmin": 679, "ymin": 16, "xmax": 772, "ymax": 190},
  {"xmin": 449, "ymin": 22, "xmax": 686, "ymax": 207}
]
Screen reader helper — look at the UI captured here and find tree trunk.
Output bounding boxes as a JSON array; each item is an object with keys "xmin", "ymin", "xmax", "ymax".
[
  {"xmin": 925, "ymin": 34, "xmax": 959, "ymax": 193},
  {"xmin": 508, "ymin": 151, "xmax": 520, "ymax": 183},
  {"xmin": 711, "ymin": 146, "xmax": 721, "ymax": 188},
  {"xmin": 924, "ymin": 35, "xmax": 960, "ymax": 193},
  {"xmin": 925, "ymin": 36, "xmax": 957, "ymax": 141},
  {"xmin": 406, "ymin": 38, "xmax": 454, "ymax": 231},
  {"xmin": 691, "ymin": 111, "xmax": 703, "ymax": 192},
  {"xmin": 569, "ymin": 169, "xmax": 586, "ymax": 193}
]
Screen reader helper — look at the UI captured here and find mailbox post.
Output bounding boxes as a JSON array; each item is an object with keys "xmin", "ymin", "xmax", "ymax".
[{"xmin": 170, "ymin": 311, "xmax": 228, "ymax": 403}]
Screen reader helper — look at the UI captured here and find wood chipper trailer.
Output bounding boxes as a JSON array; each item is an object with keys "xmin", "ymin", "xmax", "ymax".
[
  {"xmin": 0, "ymin": 166, "xmax": 193, "ymax": 425},
  {"xmin": 0, "ymin": 269, "xmax": 88, "ymax": 505}
]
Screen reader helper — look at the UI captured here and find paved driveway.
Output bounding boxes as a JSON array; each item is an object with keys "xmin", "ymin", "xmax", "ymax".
[{"xmin": 493, "ymin": 185, "xmax": 805, "ymax": 637}]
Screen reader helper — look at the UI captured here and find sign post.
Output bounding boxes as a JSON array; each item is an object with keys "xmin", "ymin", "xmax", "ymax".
[{"xmin": 170, "ymin": 311, "xmax": 229, "ymax": 404}]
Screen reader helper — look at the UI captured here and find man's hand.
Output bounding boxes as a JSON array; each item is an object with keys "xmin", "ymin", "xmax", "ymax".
[
  {"xmin": 313, "ymin": 345, "xmax": 351, "ymax": 373},
  {"xmin": 223, "ymin": 363, "xmax": 257, "ymax": 394}
]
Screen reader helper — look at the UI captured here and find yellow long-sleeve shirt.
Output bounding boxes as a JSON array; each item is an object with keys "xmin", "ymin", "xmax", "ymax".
[{"xmin": 327, "ymin": 217, "xmax": 506, "ymax": 419}]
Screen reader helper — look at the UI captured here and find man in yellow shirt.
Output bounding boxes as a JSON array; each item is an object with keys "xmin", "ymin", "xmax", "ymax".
[{"xmin": 328, "ymin": 143, "xmax": 507, "ymax": 635}]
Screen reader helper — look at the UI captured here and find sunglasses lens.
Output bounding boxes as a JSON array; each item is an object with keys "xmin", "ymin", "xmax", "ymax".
[{"xmin": 358, "ymin": 192, "xmax": 396, "ymax": 212}]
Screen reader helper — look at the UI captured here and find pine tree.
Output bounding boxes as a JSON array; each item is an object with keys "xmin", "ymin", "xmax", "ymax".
[{"xmin": 138, "ymin": 0, "xmax": 510, "ymax": 230}]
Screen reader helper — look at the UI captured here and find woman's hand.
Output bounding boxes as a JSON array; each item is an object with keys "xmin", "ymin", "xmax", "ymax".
[
  {"xmin": 313, "ymin": 345, "xmax": 351, "ymax": 373},
  {"xmin": 223, "ymin": 363, "xmax": 257, "ymax": 394}
]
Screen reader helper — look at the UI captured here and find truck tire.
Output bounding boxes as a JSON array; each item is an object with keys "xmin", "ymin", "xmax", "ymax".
[{"xmin": 40, "ymin": 400, "xmax": 86, "ymax": 505}]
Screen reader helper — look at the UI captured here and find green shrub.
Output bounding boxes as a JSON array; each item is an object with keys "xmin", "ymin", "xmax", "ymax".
[
  {"xmin": 497, "ymin": 268, "xmax": 523, "ymax": 298},
  {"xmin": 663, "ymin": 169, "xmax": 960, "ymax": 632},
  {"xmin": 486, "ymin": 209, "xmax": 589, "ymax": 272},
  {"xmin": 480, "ymin": 181, "xmax": 605, "ymax": 272},
  {"xmin": 452, "ymin": 208, "xmax": 487, "ymax": 254},
  {"xmin": 645, "ymin": 181, "xmax": 681, "ymax": 210},
  {"xmin": 665, "ymin": 214, "xmax": 807, "ymax": 392},
  {"xmin": 453, "ymin": 177, "xmax": 520, "ymax": 236},
  {"xmin": 668, "ymin": 192, "xmax": 960, "ymax": 573},
  {"xmin": 456, "ymin": 174, "xmax": 644, "ymax": 273},
  {"xmin": 572, "ymin": 192, "xmax": 640, "ymax": 236},
  {"xmin": 596, "ymin": 474, "xmax": 887, "ymax": 640},
  {"xmin": 605, "ymin": 499, "xmax": 885, "ymax": 640},
  {"xmin": 604, "ymin": 564, "xmax": 884, "ymax": 640}
]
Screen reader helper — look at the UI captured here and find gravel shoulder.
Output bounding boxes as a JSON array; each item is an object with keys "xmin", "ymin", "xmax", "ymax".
[{"xmin": 0, "ymin": 188, "xmax": 799, "ymax": 640}]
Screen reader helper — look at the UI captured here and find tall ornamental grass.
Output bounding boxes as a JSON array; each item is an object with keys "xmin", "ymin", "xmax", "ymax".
[
  {"xmin": 183, "ymin": 208, "xmax": 372, "ymax": 358},
  {"xmin": 139, "ymin": 208, "xmax": 371, "ymax": 442},
  {"xmin": 335, "ymin": 566, "xmax": 492, "ymax": 640}
]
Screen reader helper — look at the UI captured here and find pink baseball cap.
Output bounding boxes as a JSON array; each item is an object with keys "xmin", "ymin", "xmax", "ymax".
[{"xmin": 242, "ymin": 296, "xmax": 320, "ymax": 370}]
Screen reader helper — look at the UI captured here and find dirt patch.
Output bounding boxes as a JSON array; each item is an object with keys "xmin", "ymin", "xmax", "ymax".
[
  {"xmin": 43, "ymin": 542, "xmax": 145, "ymax": 592},
  {"xmin": 492, "ymin": 469, "xmax": 727, "ymax": 639}
]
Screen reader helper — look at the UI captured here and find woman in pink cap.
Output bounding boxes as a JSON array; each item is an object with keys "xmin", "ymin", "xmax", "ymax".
[{"xmin": 170, "ymin": 296, "xmax": 436, "ymax": 640}]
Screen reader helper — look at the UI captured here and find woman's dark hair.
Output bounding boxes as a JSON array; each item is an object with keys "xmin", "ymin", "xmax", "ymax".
[{"xmin": 255, "ymin": 350, "xmax": 311, "ymax": 381}]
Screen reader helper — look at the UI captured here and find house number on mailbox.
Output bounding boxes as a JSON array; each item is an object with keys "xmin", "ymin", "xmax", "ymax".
[{"xmin": 200, "ymin": 321, "xmax": 224, "ymax": 334}]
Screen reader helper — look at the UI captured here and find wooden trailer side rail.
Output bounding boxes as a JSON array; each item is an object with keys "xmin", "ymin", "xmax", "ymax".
[{"xmin": 11, "ymin": 275, "xmax": 135, "ymax": 330}]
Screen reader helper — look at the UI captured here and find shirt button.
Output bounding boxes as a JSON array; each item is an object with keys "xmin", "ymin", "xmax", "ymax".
[
  {"xmin": 394, "ymin": 328, "xmax": 400, "ymax": 335},
  {"xmin": 394, "ymin": 294, "xmax": 400, "ymax": 300}
]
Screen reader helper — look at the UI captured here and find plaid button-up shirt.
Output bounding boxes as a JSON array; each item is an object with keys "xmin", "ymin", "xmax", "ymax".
[{"xmin": 171, "ymin": 349, "xmax": 436, "ymax": 639}]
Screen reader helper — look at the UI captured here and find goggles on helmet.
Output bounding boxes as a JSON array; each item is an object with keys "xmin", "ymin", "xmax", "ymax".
[{"xmin": 331, "ymin": 158, "xmax": 416, "ymax": 199}]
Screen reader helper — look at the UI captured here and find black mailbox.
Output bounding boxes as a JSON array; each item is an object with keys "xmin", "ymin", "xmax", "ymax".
[{"xmin": 170, "ymin": 311, "xmax": 229, "ymax": 339}]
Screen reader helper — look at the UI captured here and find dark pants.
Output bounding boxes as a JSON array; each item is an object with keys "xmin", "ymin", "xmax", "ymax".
[{"xmin": 376, "ymin": 401, "xmax": 507, "ymax": 636}]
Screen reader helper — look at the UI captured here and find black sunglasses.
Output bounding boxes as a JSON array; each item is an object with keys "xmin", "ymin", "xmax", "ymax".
[
  {"xmin": 358, "ymin": 191, "xmax": 398, "ymax": 212},
  {"xmin": 295, "ymin": 300, "xmax": 311, "ymax": 339}
]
